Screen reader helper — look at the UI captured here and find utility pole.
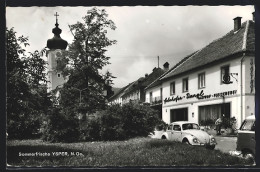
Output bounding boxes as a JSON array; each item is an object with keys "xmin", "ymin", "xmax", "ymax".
[
  {"xmin": 72, "ymin": 87, "xmax": 88, "ymax": 131},
  {"xmin": 72, "ymin": 87, "xmax": 88, "ymax": 105},
  {"xmin": 158, "ymin": 56, "xmax": 159, "ymax": 68}
]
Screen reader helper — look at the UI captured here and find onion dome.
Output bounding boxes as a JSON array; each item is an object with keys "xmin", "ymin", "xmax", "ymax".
[{"xmin": 47, "ymin": 13, "xmax": 68, "ymax": 50}]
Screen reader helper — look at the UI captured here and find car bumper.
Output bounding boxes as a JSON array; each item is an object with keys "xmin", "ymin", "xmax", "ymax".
[{"xmin": 192, "ymin": 142, "xmax": 217, "ymax": 146}]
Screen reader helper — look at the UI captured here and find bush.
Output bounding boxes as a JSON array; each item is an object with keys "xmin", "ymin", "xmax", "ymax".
[
  {"xmin": 81, "ymin": 103, "xmax": 162, "ymax": 141},
  {"xmin": 222, "ymin": 117, "xmax": 237, "ymax": 129},
  {"xmin": 41, "ymin": 103, "xmax": 162, "ymax": 142},
  {"xmin": 99, "ymin": 105, "xmax": 126, "ymax": 141},
  {"xmin": 41, "ymin": 107, "xmax": 80, "ymax": 143},
  {"xmin": 120, "ymin": 103, "xmax": 161, "ymax": 139},
  {"xmin": 155, "ymin": 120, "xmax": 168, "ymax": 131},
  {"xmin": 80, "ymin": 117, "xmax": 102, "ymax": 141},
  {"xmin": 7, "ymin": 111, "xmax": 43, "ymax": 140}
]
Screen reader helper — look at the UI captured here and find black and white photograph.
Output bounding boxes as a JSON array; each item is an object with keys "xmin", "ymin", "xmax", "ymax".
[{"xmin": 5, "ymin": 4, "xmax": 256, "ymax": 168}]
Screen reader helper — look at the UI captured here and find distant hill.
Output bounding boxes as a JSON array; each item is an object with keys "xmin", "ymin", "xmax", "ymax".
[{"xmin": 112, "ymin": 87, "xmax": 121, "ymax": 94}]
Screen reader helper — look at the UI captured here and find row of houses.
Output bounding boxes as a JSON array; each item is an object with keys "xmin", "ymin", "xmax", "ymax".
[
  {"xmin": 109, "ymin": 13, "xmax": 255, "ymax": 127},
  {"xmin": 109, "ymin": 63, "xmax": 168, "ymax": 106}
]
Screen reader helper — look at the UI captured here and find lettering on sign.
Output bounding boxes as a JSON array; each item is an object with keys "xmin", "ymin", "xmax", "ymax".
[
  {"xmin": 250, "ymin": 59, "xmax": 254, "ymax": 93},
  {"xmin": 164, "ymin": 90, "xmax": 237, "ymax": 104}
]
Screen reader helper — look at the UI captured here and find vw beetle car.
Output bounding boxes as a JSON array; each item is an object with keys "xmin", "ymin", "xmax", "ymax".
[{"xmin": 161, "ymin": 121, "xmax": 217, "ymax": 149}]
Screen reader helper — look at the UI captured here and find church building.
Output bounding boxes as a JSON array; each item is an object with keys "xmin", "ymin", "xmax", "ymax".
[
  {"xmin": 46, "ymin": 13, "xmax": 68, "ymax": 93},
  {"xmin": 45, "ymin": 13, "xmax": 114, "ymax": 102}
]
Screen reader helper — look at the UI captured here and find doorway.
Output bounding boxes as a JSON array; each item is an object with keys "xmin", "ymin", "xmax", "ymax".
[
  {"xmin": 170, "ymin": 108, "xmax": 188, "ymax": 122},
  {"xmin": 199, "ymin": 103, "xmax": 231, "ymax": 124}
]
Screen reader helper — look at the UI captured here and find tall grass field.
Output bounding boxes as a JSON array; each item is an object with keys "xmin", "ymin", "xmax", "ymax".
[{"xmin": 7, "ymin": 137, "xmax": 254, "ymax": 167}]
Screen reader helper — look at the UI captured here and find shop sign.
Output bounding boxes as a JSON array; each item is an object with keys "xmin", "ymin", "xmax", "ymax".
[
  {"xmin": 164, "ymin": 90, "xmax": 237, "ymax": 104},
  {"xmin": 222, "ymin": 73, "xmax": 238, "ymax": 84},
  {"xmin": 250, "ymin": 59, "xmax": 254, "ymax": 93}
]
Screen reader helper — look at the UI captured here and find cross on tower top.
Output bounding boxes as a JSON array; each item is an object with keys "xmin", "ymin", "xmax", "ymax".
[{"xmin": 54, "ymin": 12, "xmax": 59, "ymax": 25}]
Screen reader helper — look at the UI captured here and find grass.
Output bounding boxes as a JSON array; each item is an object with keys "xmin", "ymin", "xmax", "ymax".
[{"xmin": 7, "ymin": 137, "xmax": 254, "ymax": 167}]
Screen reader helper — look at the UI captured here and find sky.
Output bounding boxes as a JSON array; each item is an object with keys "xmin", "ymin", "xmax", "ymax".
[{"xmin": 6, "ymin": 6, "xmax": 254, "ymax": 88}]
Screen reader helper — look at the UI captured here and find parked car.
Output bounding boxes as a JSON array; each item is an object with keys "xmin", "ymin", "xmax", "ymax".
[
  {"xmin": 236, "ymin": 115, "xmax": 255, "ymax": 158},
  {"xmin": 161, "ymin": 121, "xmax": 217, "ymax": 149}
]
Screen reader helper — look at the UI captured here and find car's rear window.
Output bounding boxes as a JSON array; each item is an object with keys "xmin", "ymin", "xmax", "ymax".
[
  {"xmin": 240, "ymin": 120, "xmax": 255, "ymax": 131},
  {"xmin": 182, "ymin": 123, "xmax": 200, "ymax": 130}
]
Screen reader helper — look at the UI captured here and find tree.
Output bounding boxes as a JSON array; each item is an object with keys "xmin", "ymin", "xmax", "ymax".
[
  {"xmin": 103, "ymin": 70, "xmax": 116, "ymax": 99},
  {"xmin": 6, "ymin": 27, "xmax": 50, "ymax": 139},
  {"xmin": 57, "ymin": 7, "xmax": 117, "ymax": 115}
]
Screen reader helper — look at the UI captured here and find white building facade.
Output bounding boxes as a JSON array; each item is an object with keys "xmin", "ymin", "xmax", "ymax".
[
  {"xmin": 145, "ymin": 16, "xmax": 255, "ymax": 128},
  {"xmin": 46, "ymin": 49, "xmax": 68, "ymax": 92},
  {"xmin": 161, "ymin": 55, "xmax": 254, "ymax": 127}
]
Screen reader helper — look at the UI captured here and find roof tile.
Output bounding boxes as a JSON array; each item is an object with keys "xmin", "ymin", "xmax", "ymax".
[{"xmin": 162, "ymin": 20, "xmax": 254, "ymax": 80}]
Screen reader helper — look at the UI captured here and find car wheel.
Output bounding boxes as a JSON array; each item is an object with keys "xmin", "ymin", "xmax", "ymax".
[
  {"xmin": 244, "ymin": 153, "xmax": 254, "ymax": 159},
  {"xmin": 206, "ymin": 145, "xmax": 215, "ymax": 150},
  {"xmin": 161, "ymin": 135, "xmax": 166, "ymax": 140},
  {"xmin": 183, "ymin": 139, "xmax": 190, "ymax": 145},
  {"xmin": 242, "ymin": 151, "xmax": 255, "ymax": 160}
]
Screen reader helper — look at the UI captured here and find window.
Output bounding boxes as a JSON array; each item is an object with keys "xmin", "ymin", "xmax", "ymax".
[
  {"xmin": 198, "ymin": 73, "xmax": 205, "ymax": 89},
  {"xmin": 170, "ymin": 82, "xmax": 175, "ymax": 95},
  {"xmin": 240, "ymin": 120, "xmax": 255, "ymax": 131},
  {"xmin": 57, "ymin": 73, "xmax": 61, "ymax": 78},
  {"xmin": 183, "ymin": 78, "xmax": 188, "ymax": 92},
  {"xmin": 182, "ymin": 123, "xmax": 200, "ymax": 130},
  {"xmin": 173, "ymin": 125, "xmax": 181, "ymax": 131},
  {"xmin": 150, "ymin": 92, "xmax": 153, "ymax": 103},
  {"xmin": 221, "ymin": 65, "xmax": 229, "ymax": 84},
  {"xmin": 167, "ymin": 125, "xmax": 173, "ymax": 130}
]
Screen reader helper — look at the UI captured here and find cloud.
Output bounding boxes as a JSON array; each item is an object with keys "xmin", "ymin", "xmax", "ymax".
[{"xmin": 6, "ymin": 6, "xmax": 254, "ymax": 88}]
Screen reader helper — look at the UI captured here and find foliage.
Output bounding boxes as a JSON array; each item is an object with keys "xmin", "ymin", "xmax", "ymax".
[
  {"xmin": 99, "ymin": 104, "xmax": 126, "ymax": 141},
  {"xmin": 81, "ymin": 103, "xmax": 162, "ymax": 141},
  {"xmin": 41, "ymin": 107, "xmax": 80, "ymax": 143},
  {"xmin": 121, "ymin": 103, "xmax": 162, "ymax": 139},
  {"xmin": 222, "ymin": 117, "xmax": 237, "ymax": 129},
  {"xmin": 200, "ymin": 119, "xmax": 215, "ymax": 127},
  {"xmin": 7, "ymin": 138, "xmax": 254, "ymax": 166},
  {"xmin": 80, "ymin": 116, "xmax": 102, "ymax": 141},
  {"xmin": 40, "ymin": 8, "xmax": 117, "ymax": 142},
  {"xmin": 57, "ymin": 7, "xmax": 117, "ymax": 115},
  {"xmin": 6, "ymin": 27, "xmax": 50, "ymax": 139},
  {"xmin": 155, "ymin": 120, "xmax": 168, "ymax": 131}
]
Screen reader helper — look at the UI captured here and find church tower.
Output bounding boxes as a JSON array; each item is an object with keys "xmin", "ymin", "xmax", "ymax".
[{"xmin": 46, "ymin": 12, "xmax": 68, "ymax": 93}]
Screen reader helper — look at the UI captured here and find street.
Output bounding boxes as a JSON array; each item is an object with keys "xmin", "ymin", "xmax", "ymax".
[{"xmin": 215, "ymin": 136, "xmax": 237, "ymax": 153}]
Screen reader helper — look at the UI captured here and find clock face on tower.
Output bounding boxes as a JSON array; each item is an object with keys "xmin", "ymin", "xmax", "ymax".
[
  {"xmin": 56, "ymin": 51, "xmax": 61, "ymax": 57},
  {"xmin": 55, "ymin": 51, "xmax": 62, "ymax": 62}
]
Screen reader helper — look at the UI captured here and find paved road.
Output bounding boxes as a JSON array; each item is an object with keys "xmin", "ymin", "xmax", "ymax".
[{"xmin": 215, "ymin": 136, "xmax": 237, "ymax": 153}]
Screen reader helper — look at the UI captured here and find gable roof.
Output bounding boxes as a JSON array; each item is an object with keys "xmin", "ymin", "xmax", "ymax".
[
  {"xmin": 112, "ymin": 87, "xmax": 121, "ymax": 94},
  {"xmin": 122, "ymin": 67, "xmax": 165, "ymax": 96},
  {"xmin": 108, "ymin": 82, "xmax": 134, "ymax": 101},
  {"xmin": 145, "ymin": 51, "xmax": 198, "ymax": 90},
  {"xmin": 161, "ymin": 20, "xmax": 255, "ymax": 80}
]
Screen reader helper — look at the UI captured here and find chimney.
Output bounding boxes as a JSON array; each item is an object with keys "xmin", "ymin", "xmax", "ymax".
[
  {"xmin": 145, "ymin": 73, "xmax": 148, "ymax": 78},
  {"xmin": 252, "ymin": 12, "xmax": 255, "ymax": 21},
  {"xmin": 233, "ymin": 17, "xmax": 242, "ymax": 32},
  {"xmin": 163, "ymin": 62, "xmax": 169, "ymax": 71}
]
